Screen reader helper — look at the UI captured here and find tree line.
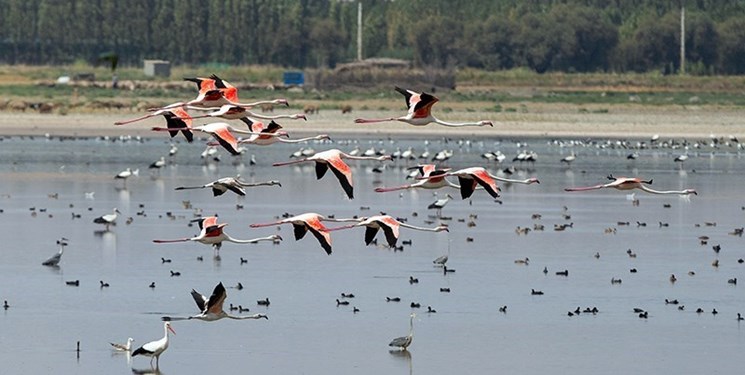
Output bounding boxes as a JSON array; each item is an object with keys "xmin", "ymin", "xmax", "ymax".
[{"xmin": 2, "ymin": 0, "xmax": 745, "ymax": 74}]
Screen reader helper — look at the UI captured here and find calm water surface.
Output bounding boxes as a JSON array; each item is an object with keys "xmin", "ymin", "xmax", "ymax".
[{"xmin": 1, "ymin": 134, "xmax": 744, "ymax": 374}]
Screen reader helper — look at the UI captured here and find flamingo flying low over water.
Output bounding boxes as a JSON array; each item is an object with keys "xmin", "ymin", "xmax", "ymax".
[
  {"xmin": 355, "ymin": 87, "xmax": 493, "ymax": 127},
  {"xmin": 434, "ymin": 167, "xmax": 503, "ymax": 199},
  {"xmin": 564, "ymin": 175, "xmax": 697, "ymax": 195},
  {"xmin": 114, "ymin": 107, "xmax": 194, "ymax": 142},
  {"xmin": 203, "ymin": 119, "xmax": 330, "ymax": 147},
  {"xmin": 175, "ymin": 176, "xmax": 281, "ymax": 197},
  {"xmin": 162, "ymin": 282, "xmax": 268, "ymax": 322},
  {"xmin": 132, "ymin": 322, "xmax": 175, "ymax": 368},
  {"xmin": 273, "ymin": 149, "xmax": 391, "ymax": 199},
  {"xmin": 375, "ymin": 164, "xmax": 460, "ymax": 193},
  {"xmin": 151, "ymin": 122, "xmax": 287, "ymax": 155},
  {"xmin": 250, "ymin": 213, "xmax": 359, "ymax": 255},
  {"xmin": 328, "ymin": 215, "xmax": 449, "ymax": 247},
  {"xmin": 188, "ymin": 104, "xmax": 307, "ymax": 126},
  {"xmin": 153, "ymin": 216, "xmax": 283, "ymax": 251}
]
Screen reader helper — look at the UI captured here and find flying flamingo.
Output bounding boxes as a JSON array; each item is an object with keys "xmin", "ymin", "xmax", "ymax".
[
  {"xmin": 203, "ymin": 119, "xmax": 329, "ymax": 146},
  {"xmin": 151, "ymin": 122, "xmax": 287, "ymax": 155},
  {"xmin": 175, "ymin": 176, "xmax": 281, "ymax": 197},
  {"xmin": 132, "ymin": 322, "xmax": 175, "ymax": 368},
  {"xmin": 161, "ymin": 282, "xmax": 268, "ymax": 322},
  {"xmin": 564, "ymin": 175, "xmax": 697, "ymax": 195},
  {"xmin": 153, "ymin": 216, "xmax": 283, "ymax": 252},
  {"xmin": 188, "ymin": 104, "xmax": 307, "ymax": 126},
  {"xmin": 432, "ymin": 167, "xmax": 502, "ymax": 199},
  {"xmin": 328, "ymin": 215, "xmax": 449, "ymax": 247},
  {"xmin": 114, "ymin": 107, "xmax": 194, "ymax": 143},
  {"xmin": 250, "ymin": 213, "xmax": 359, "ymax": 255},
  {"xmin": 355, "ymin": 87, "xmax": 493, "ymax": 127},
  {"xmin": 375, "ymin": 164, "xmax": 460, "ymax": 193},
  {"xmin": 234, "ymin": 121, "xmax": 331, "ymax": 146},
  {"xmin": 273, "ymin": 149, "xmax": 391, "ymax": 199}
]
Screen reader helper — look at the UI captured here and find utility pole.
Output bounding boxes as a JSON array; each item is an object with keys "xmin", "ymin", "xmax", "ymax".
[
  {"xmin": 680, "ymin": 5, "xmax": 685, "ymax": 74},
  {"xmin": 357, "ymin": 2, "xmax": 363, "ymax": 61}
]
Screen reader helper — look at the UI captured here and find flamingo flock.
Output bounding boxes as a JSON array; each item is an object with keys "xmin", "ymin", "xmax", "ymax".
[{"xmin": 3, "ymin": 78, "xmax": 715, "ymax": 372}]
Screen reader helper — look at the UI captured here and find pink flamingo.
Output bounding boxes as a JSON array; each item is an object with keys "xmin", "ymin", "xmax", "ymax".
[
  {"xmin": 328, "ymin": 215, "xmax": 449, "ymax": 247},
  {"xmin": 189, "ymin": 104, "xmax": 306, "ymax": 127},
  {"xmin": 565, "ymin": 174, "xmax": 697, "ymax": 195},
  {"xmin": 435, "ymin": 167, "xmax": 502, "ymax": 199},
  {"xmin": 250, "ymin": 213, "xmax": 359, "ymax": 255},
  {"xmin": 375, "ymin": 164, "xmax": 459, "ymax": 193},
  {"xmin": 153, "ymin": 216, "xmax": 282, "ymax": 253},
  {"xmin": 151, "ymin": 122, "xmax": 287, "ymax": 155},
  {"xmin": 272, "ymin": 149, "xmax": 391, "ymax": 199},
  {"xmin": 114, "ymin": 107, "xmax": 194, "ymax": 142},
  {"xmin": 355, "ymin": 87, "xmax": 493, "ymax": 127}
]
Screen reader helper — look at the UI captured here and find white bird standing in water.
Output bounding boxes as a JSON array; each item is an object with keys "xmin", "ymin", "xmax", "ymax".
[
  {"xmin": 110, "ymin": 337, "xmax": 134, "ymax": 352},
  {"xmin": 428, "ymin": 194, "xmax": 453, "ymax": 217},
  {"xmin": 93, "ymin": 208, "xmax": 120, "ymax": 230},
  {"xmin": 132, "ymin": 322, "xmax": 175, "ymax": 368}
]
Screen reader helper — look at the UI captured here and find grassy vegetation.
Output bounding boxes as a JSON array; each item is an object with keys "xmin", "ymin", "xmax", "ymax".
[{"xmin": 2, "ymin": 64, "xmax": 745, "ymax": 109}]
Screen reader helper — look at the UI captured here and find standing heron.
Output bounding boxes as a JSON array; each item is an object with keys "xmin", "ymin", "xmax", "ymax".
[
  {"xmin": 389, "ymin": 313, "xmax": 416, "ymax": 350},
  {"xmin": 42, "ymin": 238, "xmax": 69, "ymax": 266},
  {"xmin": 132, "ymin": 322, "xmax": 175, "ymax": 368},
  {"xmin": 161, "ymin": 282, "xmax": 268, "ymax": 322}
]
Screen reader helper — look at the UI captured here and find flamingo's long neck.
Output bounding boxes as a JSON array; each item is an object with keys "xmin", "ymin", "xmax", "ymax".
[
  {"xmin": 432, "ymin": 116, "xmax": 484, "ymax": 127},
  {"xmin": 399, "ymin": 222, "xmax": 443, "ymax": 232},
  {"xmin": 639, "ymin": 186, "xmax": 693, "ymax": 195},
  {"xmin": 278, "ymin": 135, "xmax": 327, "ymax": 143}
]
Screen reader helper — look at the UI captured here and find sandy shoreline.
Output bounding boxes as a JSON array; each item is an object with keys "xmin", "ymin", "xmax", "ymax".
[{"xmin": 1, "ymin": 105, "xmax": 744, "ymax": 139}]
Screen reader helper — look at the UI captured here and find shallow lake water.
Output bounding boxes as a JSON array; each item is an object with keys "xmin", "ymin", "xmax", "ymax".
[{"xmin": 1, "ymin": 133, "xmax": 744, "ymax": 374}]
